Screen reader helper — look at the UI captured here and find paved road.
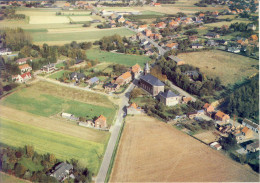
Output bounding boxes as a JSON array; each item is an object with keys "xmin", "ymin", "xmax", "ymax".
[
  {"xmin": 168, "ymin": 80, "xmax": 197, "ymax": 102},
  {"xmin": 125, "ymin": 26, "xmax": 167, "ymax": 56},
  {"xmin": 96, "ymin": 80, "xmax": 137, "ymax": 183}
]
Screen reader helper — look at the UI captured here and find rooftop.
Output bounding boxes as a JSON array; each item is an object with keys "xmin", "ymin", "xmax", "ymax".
[
  {"xmin": 140, "ymin": 74, "xmax": 165, "ymax": 87},
  {"xmin": 159, "ymin": 90, "xmax": 179, "ymax": 98}
]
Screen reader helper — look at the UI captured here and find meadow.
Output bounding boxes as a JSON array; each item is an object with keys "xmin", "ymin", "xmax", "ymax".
[
  {"xmin": 0, "ymin": 82, "xmax": 117, "ymax": 124},
  {"xmin": 205, "ymin": 19, "xmax": 252, "ymax": 28},
  {"xmin": 48, "ymin": 70, "xmax": 66, "ymax": 79},
  {"xmin": 86, "ymin": 49, "xmax": 151, "ymax": 67},
  {"xmin": 178, "ymin": 50, "xmax": 259, "ymax": 86},
  {"xmin": 0, "ymin": 172, "xmax": 29, "ymax": 183},
  {"xmin": 0, "ymin": 117, "xmax": 105, "ymax": 174}
]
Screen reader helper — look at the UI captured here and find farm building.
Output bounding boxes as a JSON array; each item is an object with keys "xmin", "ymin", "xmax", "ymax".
[
  {"xmin": 246, "ymin": 140, "xmax": 259, "ymax": 152},
  {"xmin": 94, "ymin": 115, "xmax": 107, "ymax": 128},
  {"xmin": 49, "ymin": 162, "xmax": 74, "ymax": 182},
  {"xmin": 210, "ymin": 142, "xmax": 222, "ymax": 150},
  {"xmin": 159, "ymin": 90, "xmax": 180, "ymax": 106},
  {"xmin": 86, "ymin": 77, "xmax": 99, "ymax": 85},
  {"xmin": 168, "ymin": 55, "xmax": 185, "ymax": 66},
  {"xmin": 139, "ymin": 74, "xmax": 165, "ymax": 96},
  {"xmin": 242, "ymin": 118, "xmax": 259, "ymax": 133}
]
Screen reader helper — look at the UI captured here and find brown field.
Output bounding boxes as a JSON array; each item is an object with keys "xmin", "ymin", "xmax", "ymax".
[
  {"xmin": 178, "ymin": 50, "xmax": 259, "ymax": 86},
  {"xmin": 194, "ymin": 130, "xmax": 220, "ymax": 144},
  {"xmin": 110, "ymin": 115, "xmax": 259, "ymax": 182},
  {"xmin": 0, "ymin": 105, "xmax": 109, "ymax": 144}
]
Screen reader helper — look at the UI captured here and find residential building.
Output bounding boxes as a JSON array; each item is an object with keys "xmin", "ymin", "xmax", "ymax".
[
  {"xmin": 104, "ymin": 83, "xmax": 119, "ymax": 92},
  {"xmin": 18, "ymin": 64, "xmax": 32, "ymax": 74},
  {"xmin": 138, "ymin": 24, "xmax": 148, "ymax": 32},
  {"xmin": 203, "ymin": 103, "xmax": 215, "ymax": 117},
  {"xmin": 204, "ymin": 32, "xmax": 220, "ymax": 39},
  {"xmin": 165, "ymin": 43, "xmax": 178, "ymax": 50},
  {"xmin": 70, "ymin": 72, "xmax": 87, "ymax": 83},
  {"xmin": 156, "ymin": 22, "xmax": 166, "ymax": 29},
  {"xmin": 227, "ymin": 47, "xmax": 240, "ymax": 53},
  {"xmin": 241, "ymin": 127, "xmax": 254, "ymax": 139},
  {"xmin": 0, "ymin": 48, "xmax": 12, "ymax": 56},
  {"xmin": 187, "ymin": 111, "xmax": 198, "ymax": 119},
  {"xmin": 144, "ymin": 29, "xmax": 152, "ymax": 37},
  {"xmin": 182, "ymin": 96, "xmax": 192, "ymax": 104},
  {"xmin": 117, "ymin": 16, "xmax": 125, "ymax": 23},
  {"xmin": 16, "ymin": 57, "xmax": 31, "ymax": 65},
  {"xmin": 168, "ymin": 55, "xmax": 185, "ymax": 65},
  {"xmin": 242, "ymin": 118, "xmax": 259, "ymax": 133},
  {"xmin": 184, "ymin": 70, "xmax": 199, "ymax": 79},
  {"xmin": 131, "ymin": 63, "xmax": 141, "ymax": 78},
  {"xmin": 86, "ymin": 77, "xmax": 99, "ymax": 85},
  {"xmin": 127, "ymin": 102, "xmax": 142, "ymax": 114},
  {"xmin": 207, "ymin": 40, "xmax": 218, "ymax": 47},
  {"xmin": 42, "ymin": 63, "xmax": 55, "ymax": 73},
  {"xmin": 139, "ymin": 74, "xmax": 165, "ymax": 96},
  {"xmin": 215, "ymin": 111, "xmax": 230, "ymax": 122},
  {"xmin": 94, "ymin": 115, "xmax": 107, "ymax": 128},
  {"xmin": 50, "ymin": 162, "xmax": 73, "ymax": 182},
  {"xmin": 115, "ymin": 71, "xmax": 132, "ymax": 85},
  {"xmin": 12, "ymin": 72, "xmax": 31, "ymax": 83},
  {"xmin": 159, "ymin": 90, "xmax": 180, "ymax": 106},
  {"xmin": 191, "ymin": 43, "xmax": 203, "ymax": 49},
  {"xmin": 250, "ymin": 34, "xmax": 258, "ymax": 41},
  {"xmin": 189, "ymin": 35, "xmax": 198, "ymax": 42},
  {"xmin": 247, "ymin": 24, "xmax": 256, "ymax": 31},
  {"xmin": 210, "ymin": 142, "xmax": 222, "ymax": 150},
  {"xmin": 246, "ymin": 140, "xmax": 259, "ymax": 152}
]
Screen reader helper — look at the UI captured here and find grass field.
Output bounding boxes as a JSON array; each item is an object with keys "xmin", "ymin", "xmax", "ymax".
[
  {"xmin": 110, "ymin": 114, "xmax": 259, "ymax": 182},
  {"xmin": 0, "ymin": 117, "xmax": 105, "ymax": 174},
  {"xmin": 29, "ymin": 16, "xmax": 70, "ymax": 24},
  {"xmin": 0, "ymin": 82, "xmax": 116, "ymax": 124},
  {"xmin": 32, "ymin": 28, "xmax": 135, "ymax": 45},
  {"xmin": 177, "ymin": 50, "xmax": 259, "ymax": 86},
  {"xmin": 48, "ymin": 70, "xmax": 66, "ymax": 79},
  {"xmin": 86, "ymin": 49, "xmax": 151, "ymax": 67},
  {"xmin": 205, "ymin": 19, "xmax": 252, "ymax": 28},
  {"xmin": 0, "ymin": 172, "xmax": 29, "ymax": 183}
]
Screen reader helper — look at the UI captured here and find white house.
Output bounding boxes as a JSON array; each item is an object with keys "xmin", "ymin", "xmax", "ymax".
[
  {"xmin": 242, "ymin": 118, "xmax": 259, "ymax": 133},
  {"xmin": 210, "ymin": 142, "xmax": 222, "ymax": 150},
  {"xmin": 0, "ymin": 48, "xmax": 12, "ymax": 56},
  {"xmin": 12, "ymin": 72, "xmax": 31, "ymax": 83}
]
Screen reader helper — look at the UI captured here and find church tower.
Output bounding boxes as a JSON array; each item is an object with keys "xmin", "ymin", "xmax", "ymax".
[{"xmin": 144, "ymin": 62, "xmax": 150, "ymax": 75}]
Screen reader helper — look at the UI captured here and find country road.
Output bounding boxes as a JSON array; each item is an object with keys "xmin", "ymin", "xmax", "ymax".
[
  {"xmin": 96, "ymin": 79, "xmax": 137, "ymax": 183},
  {"xmin": 125, "ymin": 26, "xmax": 167, "ymax": 56}
]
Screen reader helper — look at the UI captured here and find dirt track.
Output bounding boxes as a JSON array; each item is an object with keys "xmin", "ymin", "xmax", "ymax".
[{"xmin": 110, "ymin": 115, "xmax": 259, "ymax": 182}]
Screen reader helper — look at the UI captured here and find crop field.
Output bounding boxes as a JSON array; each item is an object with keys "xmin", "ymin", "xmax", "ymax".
[
  {"xmin": 0, "ymin": 82, "xmax": 116, "ymax": 124},
  {"xmin": 205, "ymin": 19, "xmax": 252, "ymax": 28},
  {"xmin": 177, "ymin": 50, "xmax": 259, "ymax": 86},
  {"xmin": 0, "ymin": 172, "xmax": 29, "ymax": 183},
  {"xmin": 70, "ymin": 16, "xmax": 93, "ymax": 22},
  {"xmin": 110, "ymin": 115, "xmax": 259, "ymax": 182},
  {"xmin": 32, "ymin": 28, "xmax": 135, "ymax": 45},
  {"xmin": 29, "ymin": 16, "xmax": 70, "ymax": 24},
  {"xmin": 0, "ymin": 117, "xmax": 105, "ymax": 174},
  {"xmin": 86, "ymin": 49, "xmax": 151, "ymax": 67}
]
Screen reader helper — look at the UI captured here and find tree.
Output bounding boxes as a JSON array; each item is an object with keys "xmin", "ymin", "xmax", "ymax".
[
  {"xmin": 130, "ymin": 88, "xmax": 143, "ymax": 99},
  {"xmin": 48, "ymin": 154, "xmax": 56, "ymax": 164},
  {"xmin": 14, "ymin": 163, "xmax": 27, "ymax": 178},
  {"xmin": 26, "ymin": 145, "xmax": 34, "ymax": 158}
]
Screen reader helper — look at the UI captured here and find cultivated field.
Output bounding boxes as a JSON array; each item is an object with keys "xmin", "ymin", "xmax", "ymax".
[
  {"xmin": 0, "ymin": 117, "xmax": 105, "ymax": 174},
  {"xmin": 0, "ymin": 81, "xmax": 117, "ymax": 124},
  {"xmin": 205, "ymin": 19, "xmax": 252, "ymax": 28},
  {"xmin": 178, "ymin": 50, "xmax": 259, "ymax": 86},
  {"xmin": 0, "ymin": 172, "xmax": 29, "ymax": 183},
  {"xmin": 86, "ymin": 49, "xmax": 151, "ymax": 67},
  {"xmin": 29, "ymin": 16, "xmax": 70, "ymax": 24},
  {"xmin": 110, "ymin": 115, "xmax": 259, "ymax": 182},
  {"xmin": 70, "ymin": 16, "xmax": 93, "ymax": 22}
]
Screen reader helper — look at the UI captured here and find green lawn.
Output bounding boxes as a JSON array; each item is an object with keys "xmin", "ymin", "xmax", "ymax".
[
  {"xmin": 55, "ymin": 62, "xmax": 66, "ymax": 68},
  {"xmin": 48, "ymin": 70, "xmax": 66, "ymax": 79},
  {"xmin": 86, "ymin": 49, "xmax": 151, "ymax": 67},
  {"xmin": 0, "ymin": 117, "xmax": 105, "ymax": 174},
  {"xmin": 19, "ymin": 158, "xmax": 44, "ymax": 172},
  {"xmin": 32, "ymin": 28, "xmax": 135, "ymax": 45},
  {"xmin": 0, "ymin": 172, "xmax": 28, "ymax": 183},
  {"xmin": 1, "ymin": 87, "xmax": 116, "ymax": 125}
]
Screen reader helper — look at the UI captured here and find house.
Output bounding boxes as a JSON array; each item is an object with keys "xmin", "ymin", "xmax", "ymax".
[
  {"xmin": 117, "ymin": 16, "xmax": 125, "ymax": 23},
  {"xmin": 204, "ymin": 32, "xmax": 220, "ymax": 39},
  {"xmin": 241, "ymin": 127, "xmax": 254, "ymax": 139},
  {"xmin": 210, "ymin": 142, "xmax": 222, "ymax": 150},
  {"xmin": 140, "ymin": 39, "xmax": 149, "ymax": 46},
  {"xmin": 145, "ymin": 49, "xmax": 155, "ymax": 56},
  {"xmin": 131, "ymin": 63, "xmax": 141, "ymax": 78},
  {"xmin": 50, "ymin": 162, "xmax": 73, "ymax": 182},
  {"xmin": 143, "ymin": 43, "xmax": 152, "ymax": 50},
  {"xmin": 159, "ymin": 90, "xmax": 180, "ymax": 106},
  {"xmin": 250, "ymin": 34, "xmax": 258, "ymax": 41},
  {"xmin": 165, "ymin": 43, "xmax": 178, "ymax": 50},
  {"xmin": 94, "ymin": 115, "xmax": 107, "ymax": 128},
  {"xmin": 242, "ymin": 118, "xmax": 259, "ymax": 133},
  {"xmin": 203, "ymin": 103, "xmax": 215, "ymax": 116},
  {"xmin": 115, "ymin": 71, "xmax": 132, "ymax": 85},
  {"xmin": 197, "ymin": 110, "xmax": 204, "ymax": 116},
  {"xmin": 12, "ymin": 72, "xmax": 31, "ymax": 83},
  {"xmin": 227, "ymin": 47, "xmax": 240, "ymax": 53},
  {"xmin": 215, "ymin": 111, "xmax": 230, "ymax": 122},
  {"xmin": 154, "ymin": 33, "xmax": 162, "ymax": 40},
  {"xmin": 86, "ymin": 77, "xmax": 99, "ymax": 85},
  {"xmin": 182, "ymin": 96, "xmax": 192, "ymax": 104},
  {"xmin": 216, "ymin": 39, "xmax": 228, "ymax": 45},
  {"xmin": 168, "ymin": 55, "xmax": 185, "ymax": 66},
  {"xmin": 199, "ymin": 13, "xmax": 205, "ymax": 17},
  {"xmin": 247, "ymin": 24, "xmax": 256, "ymax": 31},
  {"xmin": 246, "ymin": 140, "xmax": 259, "ymax": 152},
  {"xmin": 42, "ymin": 63, "xmax": 55, "ymax": 73},
  {"xmin": 138, "ymin": 25, "xmax": 148, "ymax": 32},
  {"xmin": 104, "ymin": 83, "xmax": 120, "ymax": 92},
  {"xmin": 156, "ymin": 22, "xmax": 166, "ymax": 29},
  {"xmin": 207, "ymin": 40, "xmax": 218, "ymax": 47},
  {"xmin": 169, "ymin": 21, "xmax": 179, "ymax": 27},
  {"xmin": 16, "ymin": 57, "xmax": 31, "ymax": 65},
  {"xmin": 144, "ymin": 29, "xmax": 152, "ymax": 37},
  {"xmin": 70, "ymin": 72, "xmax": 86, "ymax": 83},
  {"xmin": 127, "ymin": 103, "xmax": 142, "ymax": 115},
  {"xmin": 139, "ymin": 74, "xmax": 165, "ymax": 96},
  {"xmin": 184, "ymin": 70, "xmax": 199, "ymax": 79},
  {"xmin": 191, "ymin": 43, "xmax": 204, "ymax": 49},
  {"xmin": 0, "ymin": 48, "xmax": 12, "ymax": 56},
  {"xmin": 18, "ymin": 64, "xmax": 32, "ymax": 74},
  {"xmin": 187, "ymin": 111, "xmax": 198, "ymax": 119}
]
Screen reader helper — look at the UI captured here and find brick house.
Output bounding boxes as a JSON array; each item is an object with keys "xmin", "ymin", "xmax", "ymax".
[
  {"xmin": 115, "ymin": 71, "xmax": 132, "ymax": 85},
  {"xmin": 94, "ymin": 115, "xmax": 107, "ymax": 128},
  {"xmin": 139, "ymin": 74, "xmax": 165, "ymax": 96},
  {"xmin": 214, "ymin": 111, "xmax": 230, "ymax": 122}
]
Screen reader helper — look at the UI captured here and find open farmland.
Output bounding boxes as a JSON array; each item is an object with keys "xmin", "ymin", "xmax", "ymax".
[
  {"xmin": 0, "ymin": 81, "xmax": 117, "ymax": 124},
  {"xmin": 0, "ymin": 117, "xmax": 105, "ymax": 174},
  {"xmin": 29, "ymin": 16, "xmax": 70, "ymax": 24},
  {"xmin": 205, "ymin": 19, "xmax": 252, "ymax": 28},
  {"xmin": 110, "ymin": 115, "xmax": 259, "ymax": 182},
  {"xmin": 86, "ymin": 49, "xmax": 151, "ymax": 67},
  {"xmin": 177, "ymin": 50, "xmax": 259, "ymax": 86}
]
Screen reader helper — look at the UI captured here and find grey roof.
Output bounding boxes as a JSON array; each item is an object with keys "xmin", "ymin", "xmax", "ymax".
[
  {"xmin": 88, "ymin": 77, "xmax": 99, "ymax": 83},
  {"xmin": 191, "ymin": 43, "xmax": 203, "ymax": 46},
  {"xmin": 159, "ymin": 90, "xmax": 179, "ymax": 98},
  {"xmin": 185, "ymin": 70, "xmax": 199, "ymax": 77},
  {"xmin": 51, "ymin": 163, "xmax": 73, "ymax": 181},
  {"xmin": 205, "ymin": 32, "xmax": 218, "ymax": 37},
  {"xmin": 140, "ymin": 74, "xmax": 165, "ymax": 86},
  {"xmin": 243, "ymin": 118, "xmax": 258, "ymax": 129},
  {"xmin": 70, "ymin": 72, "xmax": 86, "ymax": 80},
  {"xmin": 104, "ymin": 82, "xmax": 118, "ymax": 88},
  {"xmin": 168, "ymin": 55, "xmax": 182, "ymax": 63},
  {"xmin": 247, "ymin": 140, "xmax": 259, "ymax": 149}
]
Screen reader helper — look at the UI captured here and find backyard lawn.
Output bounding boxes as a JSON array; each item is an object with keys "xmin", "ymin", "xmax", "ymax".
[
  {"xmin": 0, "ymin": 117, "xmax": 105, "ymax": 174},
  {"xmin": 86, "ymin": 49, "xmax": 151, "ymax": 67}
]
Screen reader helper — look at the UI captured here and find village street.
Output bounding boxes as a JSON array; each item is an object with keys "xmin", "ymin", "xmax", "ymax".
[{"xmin": 96, "ymin": 80, "xmax": 137, "ymax": 183}]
